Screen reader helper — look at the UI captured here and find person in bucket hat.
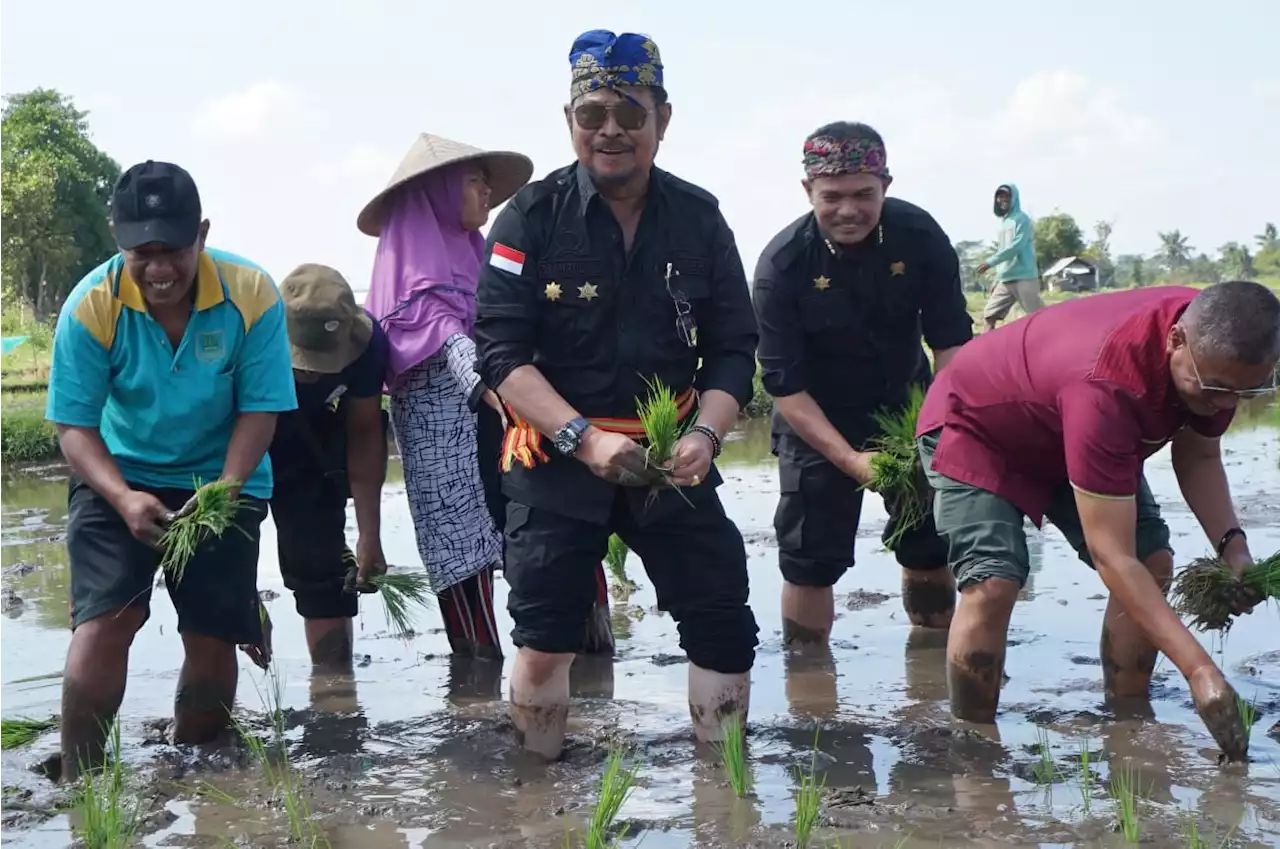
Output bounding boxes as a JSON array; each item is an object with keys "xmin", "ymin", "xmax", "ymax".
[
  {"xmin": 266, "ymin": 263, "xmax": 390, "ymax": 671},
  {"xmin": 363, "ymin": 133, "xmax": 623, "ymax": 685}
]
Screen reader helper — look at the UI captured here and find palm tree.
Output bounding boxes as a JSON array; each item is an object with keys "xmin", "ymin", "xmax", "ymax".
[
  {"xmin": 1256, "ymin": 222, "xmax": 1279, "ymax": 253},
  {"xmin": 1217, "ymin": 242, "xmax": 1255, "ymax": 280},
  {"xmin": 1157, "ymin": 230, "xmax": 1193, "ymax": 269}
]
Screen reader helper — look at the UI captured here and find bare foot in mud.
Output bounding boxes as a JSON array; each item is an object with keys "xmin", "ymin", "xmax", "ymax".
[{"xmin": 1189, "ymin": 667, "xmax": 1247, "ymax": 761}]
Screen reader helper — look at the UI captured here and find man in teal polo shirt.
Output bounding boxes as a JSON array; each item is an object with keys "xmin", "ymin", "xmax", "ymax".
[{"xmin": 46, "ymin": 161, "xmax": 297, "ymax": 780}]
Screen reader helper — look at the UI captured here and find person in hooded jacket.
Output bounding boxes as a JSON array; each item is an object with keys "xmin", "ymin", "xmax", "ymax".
[{"xmin": 977, "ymin": 183, "xmax": 1044, "ymax": 331}]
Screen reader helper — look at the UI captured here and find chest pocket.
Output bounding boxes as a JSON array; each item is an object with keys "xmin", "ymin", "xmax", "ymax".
[
  {"xmin": 654, "ymin": 256, "xmax": 712, "ymax": 352},
  {"xmin": 535, "ymin": 252, "xmax": 610, "ymax": 364}
]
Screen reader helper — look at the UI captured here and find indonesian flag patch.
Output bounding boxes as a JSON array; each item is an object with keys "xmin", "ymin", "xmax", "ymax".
[{"xmin": 489, "ymin": 243, "xmax": 525, "ymax": 275}]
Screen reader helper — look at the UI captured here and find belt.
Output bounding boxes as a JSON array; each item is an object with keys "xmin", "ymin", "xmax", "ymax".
[{"xmin": 500, "ymin": 388, "xmax": 698, "ymax": 472}]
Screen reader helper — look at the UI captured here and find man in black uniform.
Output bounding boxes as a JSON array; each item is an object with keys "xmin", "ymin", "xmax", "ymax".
[
  {"xmin": 269, "ymin": 263, "xmax": 390, "ymax": 670},
  {"xmin": 753, "ymin": 122, "xmax": 973, "ymax": 648},
  {"xmin": 475, "ymin": 29, "xmax": 760, "ymax": 760}
]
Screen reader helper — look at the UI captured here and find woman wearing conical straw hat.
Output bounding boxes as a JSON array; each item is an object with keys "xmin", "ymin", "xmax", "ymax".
[{"xmin": 359, "ymin": 134, "xmax": 617, "ymax": 668}]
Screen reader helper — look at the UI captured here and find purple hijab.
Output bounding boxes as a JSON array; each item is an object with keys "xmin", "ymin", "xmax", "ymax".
[{"xmin": 364, "ymin": 166, "xmax": 486, "ymax": 392}]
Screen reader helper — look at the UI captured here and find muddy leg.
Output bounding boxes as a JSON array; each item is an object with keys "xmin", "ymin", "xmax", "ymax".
[
  {"xmin": 60, "ymin": 606, "xmax": 145, "ymax": 782},
  {"xmin": 580, "ymin": 562, "xmax": 616, "ymax": 656},
  {"xmin": 688, "ymin": 665, "xmax": 750, "ymax": 744},
  {"xmin": 305, "ymin": 619, "xmax": 354, "ymax": 673},
  {"xmin": 901, "ymin": 567, "xmax": 956, "ymax": 629},
  {"xmin": 947, "ymin": 577, "xmax": 1019, "ymax": 723},
  {"xmin": 781, "ymin": 582, "xmax": 834, "ymax": 646},
  {"xmin": 510, "ymin": 647, "xmax": 573, "ymax": 760},
  {"xmin": 173, "ymin": 633, "xmax": 238, "ymax": 745},
  {"xmin": 1100, "ymin": 550, "xmax": 1172, "ymax": 701}
]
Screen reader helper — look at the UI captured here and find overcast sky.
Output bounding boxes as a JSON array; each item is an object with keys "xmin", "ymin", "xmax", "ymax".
[{"xmin": 3, "ymin": 1, "xmax": 1277, "ymax": 292}]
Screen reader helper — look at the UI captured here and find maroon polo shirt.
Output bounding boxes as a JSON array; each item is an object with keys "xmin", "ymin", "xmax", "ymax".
[{"xmin": 917, "ymin": 286, "xmax": 1234, "ymax": 524}]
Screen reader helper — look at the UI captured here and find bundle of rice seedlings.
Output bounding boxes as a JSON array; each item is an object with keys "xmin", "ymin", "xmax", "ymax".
[
  {"xmin": 1, "ymin": 715, "xmax": 58, "ymax": 750},
  {"xmin": 636, "ymin": 375, "xmax": 695, "ymax": 507},
  {"xmin": 865, "ymin": 384, "xmax": 928, "ymax": 550},
  {"xmin": 368, "ymin": 571, "xmax": 432, "ymax": 640},
  {"xmin": 1169, "ymin": 553, "xmax": 1280, "ymax": 632},
  {"xmin": 159, "ymin": 478, "xmax": 249, "ymax": 586}
]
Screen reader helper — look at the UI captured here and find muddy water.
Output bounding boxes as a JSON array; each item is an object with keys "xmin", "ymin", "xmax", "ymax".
[{"xmin": 3, "ymin": 412, "xmax": 1279, "ymax": 848}]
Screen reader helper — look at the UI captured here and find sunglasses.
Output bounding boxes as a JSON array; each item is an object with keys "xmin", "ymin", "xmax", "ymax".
[
  {"xmin": 664, "ymin": 263, "xmax": 697, "ymax": 348},
  {"xmin": 573, "ymin": 101, "xmax": 650, "ymax": 132},
  {"xmin": 1186, "ymin": 346, "xmax": 1277, "ymax": 398}
]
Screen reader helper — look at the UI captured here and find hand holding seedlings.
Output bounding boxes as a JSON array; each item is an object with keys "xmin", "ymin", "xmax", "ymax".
[
  {"xmin": 1188, "ymin": 665, "xmax": 1249, "ymax": 762},
  {"xmin": 116, "ymin": 490, "xmax": 173, "ymax": 546},
  {"xmin": 158, "ymin": 479, "xmax": 250, "ymax": 586},
  {"xmin": 578, "ymin": 427, "xmax": 659, "ymax": 487},
  {"xmin": 666, "ymin": 429, "xmax": 713, "ymax": 487},
  {"xmin": 1170, "ymin": 553, "xmax": 1279, "ymax": 632}
]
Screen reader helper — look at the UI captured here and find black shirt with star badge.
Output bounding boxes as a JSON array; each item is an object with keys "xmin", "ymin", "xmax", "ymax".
[
  {"xmin": 475, "ymin": 163, "xmax": 759, "ymax": 524},
  {"xmin": 752, "ymin": 198, "xmax": 973, "ymax": 456}
]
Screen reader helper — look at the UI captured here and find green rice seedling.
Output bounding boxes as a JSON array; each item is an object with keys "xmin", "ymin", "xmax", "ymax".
[
  {"xmin": 1181, "ymin": 804, "xmax": 1239, "ymax": 848},
  {"xmin": 604, "ymin": 534, "xmax": 637, "ymax": 591},
  {"xmin": 1170, "ymin": 553, "xmax": 1280, "ymax": 632},
  {"xmin": 713, "ymin": 713, "xmax": 750, "ymax": 797},
  {"xmin": 73, "ymin": 719, "xmax": 143, "ymax": 849},
  {"xmin": 1030, "ymin": 725, "xmax": 1059, "ymax": 784},
  {"xmin": 1076, "ymin": 736, "xmax": 1095, "ymax": 815},
  {"xmin": 1238, "ymin": 692, "xmax": 1258, "ymax": 749},
  {"xmin": 1108, "ymin": 759, "xmax": 1141, "ymax": 843},
  {"xmin": 793, "ymin": 730, "xmax": 826, "ymax": 849},
  {"xmin": 158, "ymin": 478, "xmax": 251, "ymax": 586},
  {"xmin": 369, "ymin": 571, "xmax": 432, "ymax": 640},
  {"xmin": 586, "ymin": 745, "xmax": 640, "ymax": 849},
  {"xmin": 0, "ymin": 715, "xmax": 58, "ymax": 749},
  {"xmin": 636, "ymin": 375, "xmax": 695, "ymax": 508},
  {"xmin": 865, "ymin": 385, "xmax": 928, "ymax": 550}
]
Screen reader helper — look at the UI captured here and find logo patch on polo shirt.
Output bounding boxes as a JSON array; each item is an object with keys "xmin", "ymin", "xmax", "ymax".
[{"xmin": 196, "ymin": 330, "xmax": 226, "ymax": 363}]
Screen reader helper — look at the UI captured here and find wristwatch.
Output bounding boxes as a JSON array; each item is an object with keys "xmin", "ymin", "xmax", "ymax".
[{"xmin": 554, "ymin": 416, "xmax": 590, "ymax": 456}]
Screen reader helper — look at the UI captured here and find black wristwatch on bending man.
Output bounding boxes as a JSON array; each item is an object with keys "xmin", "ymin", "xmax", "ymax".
[{"xmin": 554, "ymin": 416, "xmax": 590, "ymax": 456}]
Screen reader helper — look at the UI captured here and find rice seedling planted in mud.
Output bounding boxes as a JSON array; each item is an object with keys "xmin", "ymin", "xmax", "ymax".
[
  {"xmin": 585, "ymin": 746, "xmax": 641, "ymax": 849},
  {"xmin": 0, "ymin": 715, "xmax": 58, "ymax": 749},
  {"xmin": 158, "ymin": 478, "xmax": 249, "ymax": 586},
  {"xmin": 369, "ymin": 571, "xmax": 432, "ymax": 640},
  {"xmin": 1076, "ymin": 737, "xmax": 1095, "ymax": 815},
  {"xmin": 1108, "ymin": 759, "xmax": 1142, "ymax": 843},
  {"xmin": 1030, "ymin": 725, "xmax": 1059, "ymax": 785},
  {"xmin": 865, "ymin": 385, "xmax": 928, "ymax": 550},
  {"xmin": 1169, "ymin": 552, "xmax": 1280, "ymax": 632},
  {"xmin": 713, "ymin": 713, "xmax": 750, "ymax": 797},
  {"xmin": 604, "ymin": 534, "xmax": 637, "ymax": 591},
  {"xmin": 1238, "ymin": 692, "xmax": 1258, "ymax": 748},
  {"xmin": 793, "ymin": 730, "xmax": 826, "ymax": 849},
  {"xmin": 74, "ymin": 719, "xmax": 143, "ymax": 849},
  {"xmin": 1181, "ymin": 804, "xmax": 1239, "ymax": 848}
]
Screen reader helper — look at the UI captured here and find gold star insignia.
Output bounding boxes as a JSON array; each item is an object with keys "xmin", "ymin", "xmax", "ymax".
[
  {"xmin": 813, "ymin": 275, "xmax": 831, "ymax": 291},
  {"xmin": 544, "ymin": 281, "xmax": 562, "ymax": 301},
  {"xmin": 577, "ymin": 282, "xmax": 599, "ymax": 301},
  {"xmin": 890, "ymin": 261, "xmax": 906, "ymax": 276}
]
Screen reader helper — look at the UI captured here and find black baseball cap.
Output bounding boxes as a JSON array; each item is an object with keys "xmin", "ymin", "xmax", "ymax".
[{"xmin": 111, "ymin": 161, "xmax": 203, "ymax": 251}]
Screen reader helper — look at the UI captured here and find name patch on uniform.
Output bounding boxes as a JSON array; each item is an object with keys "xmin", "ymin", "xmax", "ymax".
[
  {"xmin": 195, "ymin": 330, "xmax": 225, "ymax": 363},
  {"xmin": 490, "ymin": 243, "xmax": 525, "ymax": 275},
  {"xmin": 538, "ymin": 259, "xmax": 605, "ymax": 277}
]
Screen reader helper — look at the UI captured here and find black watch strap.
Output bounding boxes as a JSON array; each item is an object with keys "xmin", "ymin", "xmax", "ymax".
[{"xmin": 1217, "ymin": 527, "xmax": 1246, "ymax": 558}]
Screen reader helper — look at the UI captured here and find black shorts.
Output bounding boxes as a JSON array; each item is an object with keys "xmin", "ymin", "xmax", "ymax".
[
  {"xmin": 67, "ymin": 476, "xmax": 266, "ymax": 645},
  {"xmin": 271, "ymin": 476, "xmax": 358, "ymax": 620},
  {"xmin": 504, "ymin": 484, "xmax": 758, "ymax": 674},
  {"xmin": 775, "ymin": 454, "xmax": 948, "ymax": 588}
]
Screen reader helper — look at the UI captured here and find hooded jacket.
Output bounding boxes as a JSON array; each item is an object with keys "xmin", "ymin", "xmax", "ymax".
[{"xmin": 986, "ymin": 183, "xmax": 1038, "ymax": 284}]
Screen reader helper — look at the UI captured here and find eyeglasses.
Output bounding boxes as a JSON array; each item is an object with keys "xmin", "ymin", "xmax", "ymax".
[
  {"xmin": 664, "ymin": 263, "xmax": 697, "ymax": 348},
  {"xmin": 573, "ymin": 101, "xmax": 650, "ymax": 131},
  {"xmin": 1185, "ymin": 343, "xmax": 1277, "ymax": 398}
]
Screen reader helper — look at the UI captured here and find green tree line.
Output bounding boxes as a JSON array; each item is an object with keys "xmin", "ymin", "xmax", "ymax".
[{"xmin": 956, "ymin": 212, "xmax": 1280, "ymax": 293}]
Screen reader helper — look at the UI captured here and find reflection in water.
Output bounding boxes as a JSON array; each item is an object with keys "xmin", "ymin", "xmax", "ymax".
[{"xmin": 783, "ymin": 647, "xmax": 838, "ymax": 722}]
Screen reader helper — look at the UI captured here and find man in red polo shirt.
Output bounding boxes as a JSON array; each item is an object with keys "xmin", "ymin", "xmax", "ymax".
[{"xmin": 916, "ymin": 281, "xmax": 1278, "ymax": 759}]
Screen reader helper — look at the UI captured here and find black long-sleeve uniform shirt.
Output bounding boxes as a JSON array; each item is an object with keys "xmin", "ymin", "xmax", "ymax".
[
  {"xmin": 752, "ymin": 199, "xmax": 973, "ymax": 462},
  {"xmin": 475, "ymin": 163, "xmax": 758, "ymax": 524}
]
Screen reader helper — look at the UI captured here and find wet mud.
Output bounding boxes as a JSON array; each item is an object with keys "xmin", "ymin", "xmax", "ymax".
[{"xmin": 3, "ymin": 418, "xmax": 1280, "ymax": 847}]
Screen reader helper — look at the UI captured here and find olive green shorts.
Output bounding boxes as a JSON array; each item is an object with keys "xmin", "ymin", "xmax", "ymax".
[{"xmin": 916, "ymin": 429, "xmax": 1173, "ymax": 591}]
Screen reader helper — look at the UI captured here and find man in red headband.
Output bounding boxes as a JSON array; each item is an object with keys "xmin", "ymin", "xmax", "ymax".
[{"xmin": 753, "ymin": 122, "xmax": 974, "ymax": 661}]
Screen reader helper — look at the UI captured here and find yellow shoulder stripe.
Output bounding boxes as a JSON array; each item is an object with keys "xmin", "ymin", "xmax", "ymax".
[
  {"xmin": 219, "ymin": 260, "xmax": 280, "ymax": 332},
  {"xmin": 71, "ymin": 275, "xmax": 123, "ymax": 349}
]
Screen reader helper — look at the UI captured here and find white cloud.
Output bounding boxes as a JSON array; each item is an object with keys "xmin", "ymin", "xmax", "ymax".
[{"xmin": 190, "ymin": 82, "xmax": 300, "ymax": 141}]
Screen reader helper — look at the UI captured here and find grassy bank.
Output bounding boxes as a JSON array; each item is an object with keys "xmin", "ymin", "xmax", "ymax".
[{"xmin": 1, "ymin": 312, "xmax": 57, "ymax": 463}]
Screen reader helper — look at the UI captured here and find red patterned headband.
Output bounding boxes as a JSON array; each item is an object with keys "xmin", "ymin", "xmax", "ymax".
[{"xmin": 802, "ymin": 136, "xmax": 890, "ymax": 181}]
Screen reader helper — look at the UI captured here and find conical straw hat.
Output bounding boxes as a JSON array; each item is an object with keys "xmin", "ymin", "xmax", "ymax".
[{"xmin": 356, "ymin": 133, "xmax": 534, "ymax": 237}]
